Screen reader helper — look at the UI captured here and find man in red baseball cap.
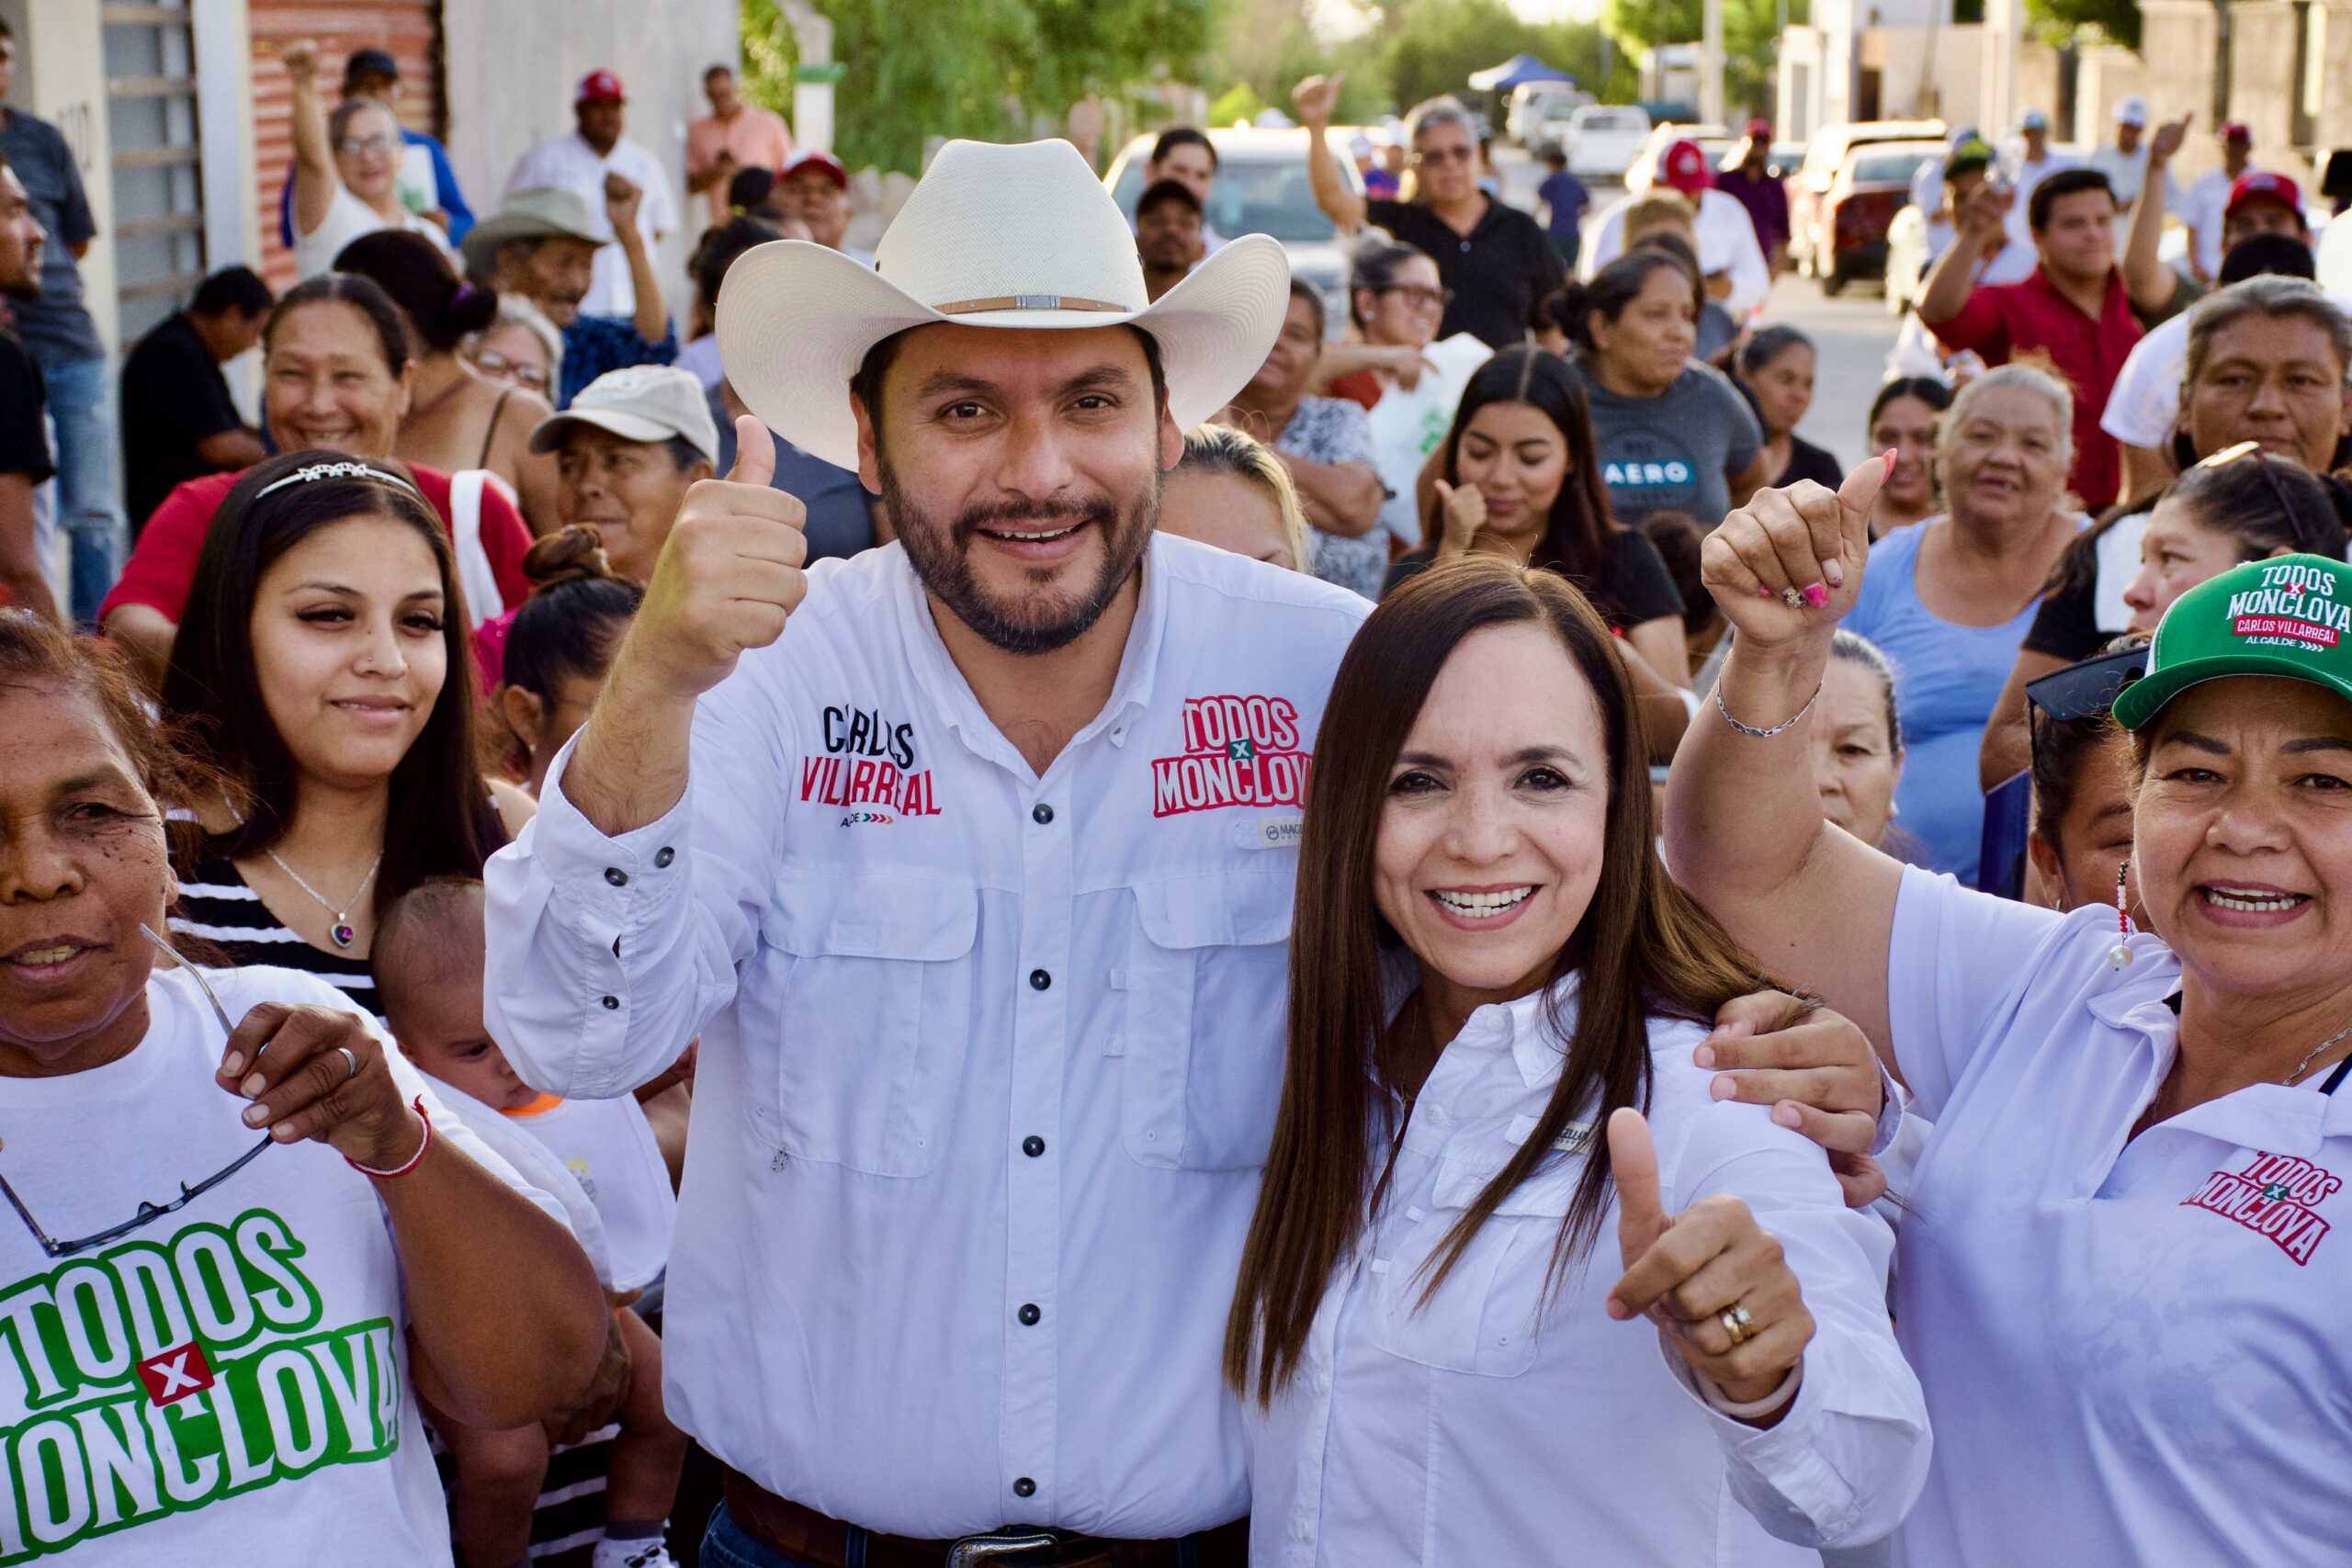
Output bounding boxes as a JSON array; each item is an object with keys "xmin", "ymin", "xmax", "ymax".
[
  {"xmin": 775, "ymin": 149, "xmax": 864, "ymax": 260},
  {"xmin": 1584, "ymin": 136, "xmax": 1771, "ymax": 314},
  {"xmin": 1714, "ymin": 118, "xmax": 1791, "ymax": 276},
  {"xmin": 2186, "ymin": 121, "xmax": 2261, "ymax": 283},
  {"xmin": 2224, "ymin": 171, "xmax": 2309, "ymax": 244},
  {"xmin": 503, "ymin": 68, "xmax": 678, "ymax": 322}
]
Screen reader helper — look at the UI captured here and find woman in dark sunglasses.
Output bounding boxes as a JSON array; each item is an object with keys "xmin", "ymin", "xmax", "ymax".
[
  {"xmin": 0, "ymin": 612, "xmax": 606, "ymax": 1564},
  {"xmin": 2123, "ymin": 444, "xmax": 2347, "ymax": 632}
]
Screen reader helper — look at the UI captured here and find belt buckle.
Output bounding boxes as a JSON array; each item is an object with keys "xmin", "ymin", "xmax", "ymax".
[{"xmin": 944, "ymin": 1529, "xmax": 1060, "ymax": 1567}]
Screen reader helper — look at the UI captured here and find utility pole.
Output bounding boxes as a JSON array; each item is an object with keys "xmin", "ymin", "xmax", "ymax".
[
  {"xmin": 1702, "ymin": 0, "xmax": 1725, "ymax": 123},
  {"xmin": 776, "ymin": 0, "xmax": 839, "ymax": 154}
]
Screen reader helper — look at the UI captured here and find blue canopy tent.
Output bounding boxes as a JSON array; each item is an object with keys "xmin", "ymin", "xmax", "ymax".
[{"xmin": 1466, "ymin": 54, "xmax": 1574, "ymax": 92}]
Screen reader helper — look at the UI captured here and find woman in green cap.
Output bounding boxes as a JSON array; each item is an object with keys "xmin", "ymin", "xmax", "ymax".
[{"xmin": 1663, "ymin": 458, "xmax": 2352, "ymax": 1566}]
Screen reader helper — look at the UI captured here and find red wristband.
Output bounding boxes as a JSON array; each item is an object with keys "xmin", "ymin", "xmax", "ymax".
[{"xmin": 347, "ymin": 1096, "xmax": 433, "ymax": 1179}]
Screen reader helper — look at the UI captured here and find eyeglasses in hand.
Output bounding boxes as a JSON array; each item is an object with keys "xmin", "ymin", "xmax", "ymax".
[{"xmin": 0, "ymin": 926, "xmax": 273, "ymax": 1259}]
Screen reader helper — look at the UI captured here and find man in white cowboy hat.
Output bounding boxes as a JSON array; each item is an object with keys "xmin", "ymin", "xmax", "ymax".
[
  {"xmin": 466, "ymin": 183, "xmax": 675, "ymax": 409},
  {"xmin": 481, "ymin": 136, "xmax": 1894, "ymax": 1566},
  {"xmin": 482, "ymin": 135, "xmax": 1345, "ymax": 1565}
]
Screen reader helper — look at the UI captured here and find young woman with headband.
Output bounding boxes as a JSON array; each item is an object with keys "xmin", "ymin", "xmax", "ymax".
[{"xmin": 160, "ymin": 450, "xmax": 526, "ymax": 1017}]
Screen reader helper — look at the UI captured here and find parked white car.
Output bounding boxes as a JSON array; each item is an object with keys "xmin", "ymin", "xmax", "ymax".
[
  {"xmin": 1564, "ymin": 105, "xmax": 1651, "ymax": 180},
  {"xmin": 1102, "ymin": 127, "xmax": 1365, "ymax": 334},
  {"xmin": 1508, "ymin": 83, "xmax": 1589, "ymax": 147}
]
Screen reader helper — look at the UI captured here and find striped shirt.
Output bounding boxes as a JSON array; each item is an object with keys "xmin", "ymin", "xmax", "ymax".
[{"xmin": 170, "ymin": 854, "xmax": 382, "ymax": 1018}]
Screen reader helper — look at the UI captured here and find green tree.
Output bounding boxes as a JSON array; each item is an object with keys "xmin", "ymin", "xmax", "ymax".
[
  {"xmin": 1199, "ymin": 0, "xmax": 1384, "ymax": 127},
  {"xmin": 741, "ymin": 0, "xmax": 1219, "ymax": 174},
  {"xmin": 1207, "ymin": 80, "xmax": 1266, "ymax": 126},
  {"xmin": 2025, "ymin": 0, "xmax": 2139, "ymax": 50},
  {"xmin": 1372, "ymin": 0, "xmax": 1541, "ymax": 110},
  {"xmin": 1600, "ymin": 0, "xmax": 1804, "ymax": 112}
]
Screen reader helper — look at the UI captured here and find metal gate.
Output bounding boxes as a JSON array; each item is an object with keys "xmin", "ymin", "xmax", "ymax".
[{"xmin": 101, "ymin": 2, "xmax": 207, "ymax": 342}]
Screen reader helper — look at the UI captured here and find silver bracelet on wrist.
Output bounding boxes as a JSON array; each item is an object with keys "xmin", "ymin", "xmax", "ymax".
[{"xmin": 1713, "ymin": 678, "xmax": 1823, "ymax": 739}]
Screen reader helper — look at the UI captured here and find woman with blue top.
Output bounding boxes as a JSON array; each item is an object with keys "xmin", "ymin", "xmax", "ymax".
[
  {"xmin": 1672, "ymin": 447, "xmax": 2352, "ymax": 1563},
  {"xmin": 1840, "ymin": 364, "xmax": 2085, "ymax": 878}
]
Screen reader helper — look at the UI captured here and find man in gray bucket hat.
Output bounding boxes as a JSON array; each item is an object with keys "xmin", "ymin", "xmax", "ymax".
[{"xmin": 469, "ymin": 183, "xmax": 673, "ymax": 407}]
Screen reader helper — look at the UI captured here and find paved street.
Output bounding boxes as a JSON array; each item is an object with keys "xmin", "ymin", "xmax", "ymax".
[
  {"xmin": 1775, "ymin": 273, "xmax": 1902, "ymax": 473},
  {"xmin": 1491, "ymin": 148, "xmax": 1901, "ymax": 475}
]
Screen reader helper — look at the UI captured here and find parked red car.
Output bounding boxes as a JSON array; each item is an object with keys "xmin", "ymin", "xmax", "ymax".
[{"xmin": 1797, "ymin": 140, "xmax": 1945, "ymax": 295}]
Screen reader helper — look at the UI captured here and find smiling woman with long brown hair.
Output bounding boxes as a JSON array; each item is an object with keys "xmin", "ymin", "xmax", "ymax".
[{"xmin": 1227, "ymin": 558, "xmax": 1928, "ymax": 1562}]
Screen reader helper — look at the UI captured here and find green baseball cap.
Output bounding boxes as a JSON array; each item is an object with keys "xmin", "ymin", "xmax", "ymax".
[
  {"xmin": 1945, "ymin": 140, "xmax": 1996, "ymax": 180},
  {"xmin": 2112, "ymin": 553, "xmax": 2352, "ymax": 729}
]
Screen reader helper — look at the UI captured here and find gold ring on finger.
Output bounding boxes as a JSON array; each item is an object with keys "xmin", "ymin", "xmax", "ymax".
[
  {"xmin": 1720, "ymin": 1303, "xmax": 1755, "ymax": 1346},
  {"xmin": 1780, "ymin": 586, "xmax": 1806, "ymax": 609}
]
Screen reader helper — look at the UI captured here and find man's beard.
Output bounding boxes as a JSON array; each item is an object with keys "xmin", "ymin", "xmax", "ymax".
[{"xmin": 883, "ymin": 457, "xmax": 1159, "ymax": 656}]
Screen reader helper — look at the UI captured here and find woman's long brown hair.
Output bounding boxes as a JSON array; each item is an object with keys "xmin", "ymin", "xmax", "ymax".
[{"xmin": 1224, "ymin": 558, "xmax": 1779, "ymax": 1405}]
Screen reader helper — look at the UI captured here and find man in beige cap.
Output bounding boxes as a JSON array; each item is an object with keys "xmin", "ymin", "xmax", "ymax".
[
  {"xmin": 466, "ymin": 183, "xmax": 673, "ymax": 407},
  {"xmin": 528, "ymin": 365, "xmax": 717, "ymax": 581},
  {"xmin": 484, "ymin": 137, "xmax": 1893, "ymax": 1566}
]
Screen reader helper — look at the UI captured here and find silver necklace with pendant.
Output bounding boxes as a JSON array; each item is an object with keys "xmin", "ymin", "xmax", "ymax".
[
  {"xmin": 261, "ymin": 847, "xmax": 381, "ymax": 948},
  {"xmin": 221, "ymin": 793, "xmax": 380, "ymax": 948}
]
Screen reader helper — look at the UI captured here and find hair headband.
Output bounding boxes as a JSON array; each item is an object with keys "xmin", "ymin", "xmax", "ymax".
[{"xmin": 254, "ymin": 460, "xmax": 426, "ymax": 502}]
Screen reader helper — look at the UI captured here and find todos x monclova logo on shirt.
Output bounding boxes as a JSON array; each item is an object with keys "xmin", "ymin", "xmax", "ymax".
[
  {"xmin": 1152, "ymin": 694, "xmax": 1313, "ymax": 818},
  {"xmin": 0, "ymin": 1208, "xmax": 401, "ymax": 1559}
]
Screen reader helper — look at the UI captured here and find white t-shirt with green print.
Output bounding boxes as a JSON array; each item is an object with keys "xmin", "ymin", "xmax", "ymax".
[{"xmin": 0, "ymin": 964, "xmax": 565, "ymax": 1565}]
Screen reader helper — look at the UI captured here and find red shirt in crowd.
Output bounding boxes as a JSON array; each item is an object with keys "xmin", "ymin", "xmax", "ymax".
[
  {"xmin": 1926, "ymin": 265, "xmax": 2143, "ymax": 511},
  {"xmin": 100, "ymin": 464, "xmax": 535, "ymax": 682}
]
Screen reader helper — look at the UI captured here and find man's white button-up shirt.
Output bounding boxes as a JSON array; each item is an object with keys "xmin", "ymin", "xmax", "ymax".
[{"xmin": 484, "ymin": 535, "xmax": 1370, "ymax": 1538}]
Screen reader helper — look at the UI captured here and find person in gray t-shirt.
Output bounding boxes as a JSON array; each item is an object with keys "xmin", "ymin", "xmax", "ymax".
[{"xmin": 1561, "ymin": 250, "xmax": 1769, "ymax": 529}]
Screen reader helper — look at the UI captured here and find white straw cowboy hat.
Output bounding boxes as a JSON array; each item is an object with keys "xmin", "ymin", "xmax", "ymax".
[{"xmin": 716, "ymin": 138, "xmax": 1292, "ymax": 471}]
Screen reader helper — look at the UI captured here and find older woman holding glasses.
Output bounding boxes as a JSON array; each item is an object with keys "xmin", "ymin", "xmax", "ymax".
[
  {"xmin": 0, "ymin": 612, "xmax": 605, "ymax": 1563},
  {"xmin": 1671, "ymin": 453, "xmax": 2352, "ymax": 1565}
]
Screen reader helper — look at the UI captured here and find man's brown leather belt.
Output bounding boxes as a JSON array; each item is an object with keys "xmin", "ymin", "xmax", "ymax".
[{"xmin": 720, "ymin": 1470, "xmax": 1249, "ymax": 1568}]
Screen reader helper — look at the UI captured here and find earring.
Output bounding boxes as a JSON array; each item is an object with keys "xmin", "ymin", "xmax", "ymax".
[{"xmin": 2109, "ymin": 859, "xmax": 2135, "ymax": 969}]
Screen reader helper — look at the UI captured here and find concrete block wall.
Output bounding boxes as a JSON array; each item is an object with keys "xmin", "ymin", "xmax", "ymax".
[{"xmin": 439, "ymin": 0, "xmax": 742, "ymax": 321}]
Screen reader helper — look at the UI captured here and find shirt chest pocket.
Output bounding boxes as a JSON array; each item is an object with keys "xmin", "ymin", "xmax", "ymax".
[
  {"xmin": 743, "ymin": 873, "xmax": 978, "ymax": 1178},
  {"xmin": 1109, "ymin": 871, "xmax": 1293, "ymax": 1171},
  {"xmin": 1364, "ymin": 1156, "xmax": 1577, "ymax": 1379}
]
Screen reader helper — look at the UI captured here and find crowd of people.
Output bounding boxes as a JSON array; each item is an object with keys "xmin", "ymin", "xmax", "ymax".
[{"xmin": 0, "ymin": 30, "xmax": 2348, "ymax": 1568}]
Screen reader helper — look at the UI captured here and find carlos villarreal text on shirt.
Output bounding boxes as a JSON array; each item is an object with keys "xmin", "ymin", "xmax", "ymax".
[{"xmin": 799, "ymin": 703, "xmax": 945, "ymax": 824}]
